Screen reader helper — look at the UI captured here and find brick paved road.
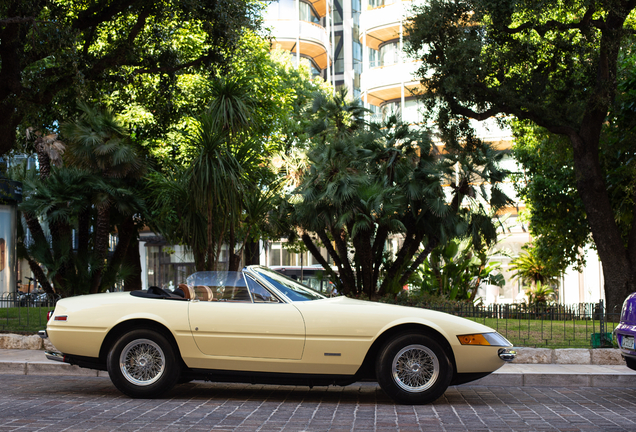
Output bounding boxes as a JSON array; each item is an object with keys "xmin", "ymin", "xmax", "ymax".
[{"xmin": 0, "ymin": 376, "xmax": 635, "ymax": 431}]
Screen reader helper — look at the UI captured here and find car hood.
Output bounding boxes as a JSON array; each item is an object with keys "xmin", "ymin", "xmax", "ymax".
[{"xmin": 297, "ymin": 295, "xmax": 498, "ymax": 337}]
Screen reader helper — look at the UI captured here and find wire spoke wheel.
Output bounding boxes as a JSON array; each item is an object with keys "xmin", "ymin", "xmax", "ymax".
[
  {"xmin": 391, "ymin": 344, "xmax": 439, "ymax": 392},
  {"xmin": 119, "ymin": 338, "xmax": 165, "ymax": 386}
]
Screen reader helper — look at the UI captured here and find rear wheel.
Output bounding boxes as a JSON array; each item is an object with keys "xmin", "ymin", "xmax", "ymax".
[
  {"xmin": 107, "ymin": 329, "xmax": 180, "ymax": 398},
  {"xmin": 376, "ymin": 333, "xmax": 453, "ymax": 404},
  {"xmin": 625, "ymin": 357, "xmax": 636, "ymax": 371}
]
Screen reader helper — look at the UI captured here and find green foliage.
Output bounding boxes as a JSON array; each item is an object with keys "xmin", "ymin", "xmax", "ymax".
[
  {"xmin": 9, "ymin": 104, "xmax": 148, "ymax": 296},
  {"xmin": 144, "ymin": 46, "xmax": 325, "ymax": 271},
  {"xmin": 525, "ymin": 281, "xmax": 556, "ymax": 306},
  {"xmin": 287, "ymin": 91, "xmax": 512, "ymax": 298},
  {"xmin": 408, "ymin": 239, "xmax": 505, "ymax": 301},
  {"xmin": 405, "ymin": 0, "xmax": 636, "ymax": 310},
  {"xmin": 509, "ymin": 244, "xmax": 562, "ymax": 289},
  {"xmin": 1, "ymin": 0, "xmax": 262, "ymax": 157},
  {"xmin": 510, "ymin": 46, "xmax": 636, "ymax": 272},
  {"xmin": 510, "ymin": 121, "xmax": 589, "ymax": 272}
]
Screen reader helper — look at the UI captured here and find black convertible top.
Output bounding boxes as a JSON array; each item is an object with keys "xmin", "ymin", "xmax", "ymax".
[{"xmin": 130, "ymin": 286, "xmax": 187, "ymax": 300}]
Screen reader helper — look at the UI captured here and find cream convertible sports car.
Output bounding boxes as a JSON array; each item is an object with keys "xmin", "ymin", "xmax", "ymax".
[{"xmin": 41, "ymin": 265, "xmax": 516, "ymax": 404}]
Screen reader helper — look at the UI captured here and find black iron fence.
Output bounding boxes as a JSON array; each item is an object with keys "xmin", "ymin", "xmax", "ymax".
[
  {"xmin": 0, "ymin": 293, "xmax": 623, "ymax": 348},
  {"xmin": 424, "ymin": 301, "xmax": 620, "ymax": 348},
  {"xmin": 0, "ymin": 292, "xmax": 60, "ymax": 332}
]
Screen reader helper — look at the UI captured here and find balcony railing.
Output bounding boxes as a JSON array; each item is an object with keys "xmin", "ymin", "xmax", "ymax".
[{"xmin": 266, "ymin": 19, "xmax": 331, "ymax": 69}]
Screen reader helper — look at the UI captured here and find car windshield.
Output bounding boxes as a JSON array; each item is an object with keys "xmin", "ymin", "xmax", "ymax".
[
  {"xmin": 250, "ymin": 266, "xmax": 326, "ymax": 301},
  {"xmin": 186, "ymin": 271, "xmax": 245, "ymax": 288}
]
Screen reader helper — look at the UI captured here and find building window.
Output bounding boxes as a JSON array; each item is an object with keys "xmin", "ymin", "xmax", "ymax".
[
  {"xmin": 333, "ymin": 32, "xmax": 344, "ymax": 74},
  {"xmin": 368, "ymin": 0, "xmax": 398, "ymax": 8},
  {"xmin": 378, "ymin": 41, "xmax": 399, "ymax": 67},
  {"xmin": 299, "ymin": 1, "xmax": 320, "ymax": 23},
  {"xmin": 268, "ymin": 241, "xmax": 329, "ymax": 267},
  {"xmin": 332, "ymin": 0, "xmax": 343, "ymax": 24}
]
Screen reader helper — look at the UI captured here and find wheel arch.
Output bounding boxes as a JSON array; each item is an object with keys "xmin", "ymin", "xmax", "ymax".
[
  {"xmin": 99, "ymin": 318, "xmax": 184, "ymax": 366},
  {"xmin": 355, "ymin": 323, "xmax": 457, "ymax": 381}
]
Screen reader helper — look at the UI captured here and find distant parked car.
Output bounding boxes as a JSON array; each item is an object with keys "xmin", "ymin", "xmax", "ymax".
[
  {"xmin": 40, "ymin": 265, "xmax": 516, "ymax": 404},
  {"xmin": 615, "ymin": 292, "xmax": 636, "ymax": 371}
]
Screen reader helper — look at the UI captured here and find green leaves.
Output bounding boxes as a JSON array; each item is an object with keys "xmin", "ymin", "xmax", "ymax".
[{"xmin": 289, "ymin": 91, "xmax": 511, "ymax": 298}]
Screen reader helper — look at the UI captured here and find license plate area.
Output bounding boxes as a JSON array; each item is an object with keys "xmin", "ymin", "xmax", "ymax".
[{"xmin": 621, "ymin": 335, "xmax": 635, "ymax": 350}]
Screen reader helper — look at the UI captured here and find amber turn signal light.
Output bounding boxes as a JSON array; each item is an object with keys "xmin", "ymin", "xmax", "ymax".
[{"xmin": 457, "ymin": 334, "xmax": 491, "ymax": 345}]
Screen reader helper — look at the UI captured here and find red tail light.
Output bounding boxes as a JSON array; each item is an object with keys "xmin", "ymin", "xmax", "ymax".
[{"xmin": 46, "ymin": 311, "xmax": 54, "ymax": 321}]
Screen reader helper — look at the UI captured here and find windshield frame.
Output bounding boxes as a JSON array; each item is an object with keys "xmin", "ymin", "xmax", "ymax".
[{"xmin": 244, "ymin": 265, "xmax": 327, "ymax": 302}]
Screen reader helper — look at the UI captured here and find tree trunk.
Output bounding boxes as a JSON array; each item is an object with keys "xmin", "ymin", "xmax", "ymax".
[
  {"xmin": 101, "ymin": 215, "xmax": 136, "ymax": 291},
  {"xmin": 123, "ymin": 235, "xmax": 142, "ymax": 291},
  {"xmin": 24, "ymin": 255, "xmax": 55, "ymax": 296},
  {"xmin": 568, "ymin": 130, "xmax": 635, "ymax": 313},
  {"xmin": 228, "ymin": 220, "xmax": 241, "ymax": 271},
  {"xmin": 90, "ymin": 204, "xmax": 111, "ymax": 293},
  {"xmin": 301, "ymin": 232, "xmax": 341, "ymax": 291},
  {"xmin": 244, "ymin": 240, "xmax": 260, "ymax": 265}
]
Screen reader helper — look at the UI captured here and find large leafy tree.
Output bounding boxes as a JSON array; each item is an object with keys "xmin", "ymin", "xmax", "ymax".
[
  {"xmin": 0, "ymin": 0, "xmax": 261, "ymax": 157},
  {"xmin": 511, "ymin": 48, "xmax": 636, "ymax": 282},
  {"xmin": 406, "ymin": 0, "xmax": 636, "ymax": 311}
]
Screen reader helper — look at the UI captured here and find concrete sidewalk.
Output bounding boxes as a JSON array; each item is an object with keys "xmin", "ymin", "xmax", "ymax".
[{"xmin": 1, "ymin": 348, "xmax": 635, "ymax": 387}]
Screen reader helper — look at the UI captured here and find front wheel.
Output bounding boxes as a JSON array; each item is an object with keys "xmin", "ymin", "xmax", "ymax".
[
  {"xmin": 376, "ymin": 333, "xmax": 453, "ymax": 404},
  {"xmin": 107, "ymin": 329, "xmax": 180, "ymax": 398}
]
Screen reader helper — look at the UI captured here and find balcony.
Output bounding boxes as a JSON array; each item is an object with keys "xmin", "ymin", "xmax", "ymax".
[
  {"xmin": 308, "ymin": 0, "xmax": 327, "ymax": 17},
  {"xmin": 361, "ymin": 61, "xmax": 423, "ymax": 106},
  {"xmin": 266, "ymin": 20, "xmax": 331, "ymax": 70},
  {"xmin": 360, "ymin": 1, "xmax": 410, "ymax": 49}
]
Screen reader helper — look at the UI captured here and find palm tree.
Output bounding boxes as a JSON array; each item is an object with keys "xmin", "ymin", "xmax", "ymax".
[
  {"xmin": 305, "ymin": 87, "xmax": 368, "ymax": 143},
  {"xmin": 61, "ymin": 102, "xmax": 146, "ymax": 293},
  {"xmin": 189, "ymin": 77, "xmax": 266, "ymax": 271},
  {"xmin": 509, "ymin": 244, "xmax": 561, "ymax": 291}
]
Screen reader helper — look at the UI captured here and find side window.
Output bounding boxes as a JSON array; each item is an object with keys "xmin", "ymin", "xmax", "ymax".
[
  {"xmin": 216, "ymin": 285, "xmax": 252, "ymax": 302},
  {"xmin": 246, "ymin": 276, "xmax": 280, "ymax": 303}
]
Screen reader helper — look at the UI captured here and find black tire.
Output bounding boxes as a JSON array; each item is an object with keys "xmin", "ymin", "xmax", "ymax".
[
  {"xmin": 107, "ymin": 329, "xmax": 180, "ymax": 398},
  {"xmin": 376, "ymin": 333, "xmax": 453, "ymax": 405},
  {"xmin": 626, "ymin": 357, "xmax": 636, "ymax": 371}
]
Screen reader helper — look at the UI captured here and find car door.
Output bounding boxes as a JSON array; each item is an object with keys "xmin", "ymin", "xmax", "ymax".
[{"xmin": 188, "ymin": 275, "xmax": 306, "ymax": 359}]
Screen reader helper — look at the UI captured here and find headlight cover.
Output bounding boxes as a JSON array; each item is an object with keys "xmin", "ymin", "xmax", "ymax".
[{"xmin": 457, "ymin": 332, "xmax": 511, "ymax": 347}]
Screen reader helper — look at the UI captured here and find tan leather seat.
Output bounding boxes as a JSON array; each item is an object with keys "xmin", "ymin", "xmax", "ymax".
[
  {"xmin": 178, "ymin": 283, "xmax": 195, "ymax": 300},
  {"xmin": 193, "ymin": 285, "xmax": 214, "ymax": 301}
]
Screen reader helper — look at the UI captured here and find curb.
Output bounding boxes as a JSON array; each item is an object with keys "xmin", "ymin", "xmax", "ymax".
[{"xmin": 1, "ymin": 349, "xmax": 635, "ymax": 388}]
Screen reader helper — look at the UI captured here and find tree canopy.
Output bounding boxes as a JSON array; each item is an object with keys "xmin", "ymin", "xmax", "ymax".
[
  {"xmin": 0, "ymin": 0, "xmax": 262, "ymax": 157},
  {"xmin": 406, "ymin": 0, "xmax": 636, "ymax": 311}
]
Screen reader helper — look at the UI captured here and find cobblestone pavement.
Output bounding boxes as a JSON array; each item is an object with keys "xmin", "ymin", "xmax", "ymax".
[{"xmin": 1, "ymin": 376, "xmax": 635, "ymax": 432}]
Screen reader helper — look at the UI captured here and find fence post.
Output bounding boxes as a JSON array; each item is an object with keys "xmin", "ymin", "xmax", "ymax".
[{"xmin": 599, "ymin": 299, "xmax": 605, "ymax": 346}]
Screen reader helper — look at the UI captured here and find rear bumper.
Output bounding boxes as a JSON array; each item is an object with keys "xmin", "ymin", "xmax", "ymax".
[
  {"xmin": 43, "ymin": 350, "xmax": 107, "ymax": 371},
  {"xmin": 38, "ymin": 329, "xmax": 48, "ymax": 339}
]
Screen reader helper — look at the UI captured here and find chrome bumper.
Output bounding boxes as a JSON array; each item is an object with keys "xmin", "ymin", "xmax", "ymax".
[
  {"xmin": 498, "ymin": 348, "xmax": 517, "ymax": 362},
  {"xmin": 38, "ymin": 329, "xmax": 48, "ymax": 339}
]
